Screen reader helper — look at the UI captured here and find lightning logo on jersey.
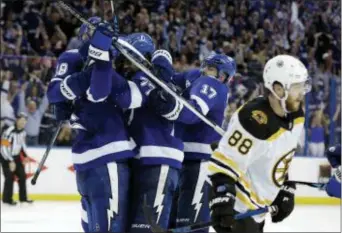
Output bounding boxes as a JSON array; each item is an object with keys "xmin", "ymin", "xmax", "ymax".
[{"xmin": 153, "ymin": 165, "xmax": 169, "ymax": 223}]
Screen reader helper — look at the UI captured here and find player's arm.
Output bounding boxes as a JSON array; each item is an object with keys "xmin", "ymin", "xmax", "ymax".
[
  {"xmin": 47, "ymin": 51, "xmax": 88, "ymax": 103},
  {"xmin": 151, "ymin": 78, "xmax": 225, "ymax": 124},
  {"xmin": 109, "ymin": 49, "xmax": 174, "ymax": 109}
]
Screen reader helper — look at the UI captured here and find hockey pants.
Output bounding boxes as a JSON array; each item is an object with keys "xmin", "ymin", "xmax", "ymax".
[
  {"xmin": 129, "ymin": 164, "xmax": 179, "ymax": 233},
  {"xmin": 171, "ymin": 160, "xmax": 210, "ymax": 233},
  {"xmin": 76, "ymin": 161, "xmax": 130, "ymax": 232}
]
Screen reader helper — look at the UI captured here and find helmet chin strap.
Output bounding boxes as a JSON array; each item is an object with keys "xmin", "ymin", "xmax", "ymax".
[{"xmin": 270, "ymin": 89, "xmax": 289, "ymax": 115}]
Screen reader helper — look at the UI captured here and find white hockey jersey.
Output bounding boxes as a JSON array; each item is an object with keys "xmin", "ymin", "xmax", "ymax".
[{"xmin": 209, "ymin": 96, "xmax": 304, "ymax": 223}]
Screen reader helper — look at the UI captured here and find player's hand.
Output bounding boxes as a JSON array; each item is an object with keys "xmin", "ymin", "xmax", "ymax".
[
  {"xmin": 151, "ymin": 50, "xmax": 174, "ymax": 83},
  {"xmin": 271, "ymin": 181, "xmax": 296, "ymax": 223},
  {"xmin": 209, "ymin": 173, "xmax": 236, "ymax": 233},
  {"xmin": 9, "ymin": 161, "xmax": 16, "ymax": 172},
  {"xmin": 88, "ymin": 22, "xmax": 115, "ymax": 62}
]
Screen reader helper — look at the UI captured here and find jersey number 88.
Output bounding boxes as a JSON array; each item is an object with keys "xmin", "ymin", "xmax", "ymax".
[{"xmin": 228, "ymin": 130, "xmax": 253, "ymax": 155}]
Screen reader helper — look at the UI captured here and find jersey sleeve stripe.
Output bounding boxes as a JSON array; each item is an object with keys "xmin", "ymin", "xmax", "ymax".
[
  {"xmin": 127, "ymin": 81, "xmax": 143, "ymax": 109},
  {"xmin": 60, "ymin": 75, "xmax": 77, "ymax": 100},
  {"xmin": 212, "ymin": 151, "xmax": 243, "ymax": 177},
  {"xmin": 208, "ymin": 163, "xmax": 238, "ymax": 181},
  {"xmin": 294, "ymin": 117, "xmax": 305, "ymax": 124},
  {"xmin": 209, "ymin": 157, "xmax": 239, "ymax": 180},
  {"xmin": 267, "ymin": 117, "xmax": 305, "ymax": 141},
  {"xmin": 86, "ymin": 88, "xmax": 108, "ymax": 103},
  {"xmin": 190, "ymin": 95, "xmax": 210, "ymax": 115}
]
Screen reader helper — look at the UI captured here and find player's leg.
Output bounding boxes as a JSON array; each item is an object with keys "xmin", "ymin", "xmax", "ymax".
[
  {"xmin": 129, "ymin": 164, "xmax": 179, "ymax": 233},
  {"xmin": 15, "ymin": 158, "xmax": 28, "ymax": 202},
  {"xmin": 1, "ymin": 160, "xmax": 15, "ymax": 204},
  {"xmin": 175, "ymin": 160, "xmax": 210, "ymax": 233},
  {"xmin": 77, "ymin": 161, "xmax": 131, "ymax": 232},
  {"xmin": 80, "ymin": 197, "xmax": 90, "ymax": 232},
  {"xmin": 231, "ymin": 215, "xmax": 265, "ymax": 233}
]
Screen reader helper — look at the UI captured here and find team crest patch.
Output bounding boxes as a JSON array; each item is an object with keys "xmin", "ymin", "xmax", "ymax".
[{"xmin": 251, "ymin": 110, "xmax": 268, "ymax": 124}]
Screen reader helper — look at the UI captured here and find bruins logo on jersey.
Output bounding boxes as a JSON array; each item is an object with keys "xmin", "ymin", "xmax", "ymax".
[
  {"xmin": 272, "ymin": 149, "xmax": 296, "ymax": 187},
  {"xmin": 251, "ymin": 110, "xmax": 268, "ymax": 125}
]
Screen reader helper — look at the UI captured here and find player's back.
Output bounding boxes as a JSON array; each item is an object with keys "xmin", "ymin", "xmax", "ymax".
[
  {"xmin": 127, "ymin": 71, "xmax": 184, "ymax": 169},
  {"xmin": 175, "ymin": 71, "xmax": 228, "ymax": 160}
]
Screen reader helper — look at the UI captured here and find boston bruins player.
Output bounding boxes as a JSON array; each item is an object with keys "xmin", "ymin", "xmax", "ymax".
[{"xmin": 208, "ymin": 55, "xmax": 311, "ymax": 233}]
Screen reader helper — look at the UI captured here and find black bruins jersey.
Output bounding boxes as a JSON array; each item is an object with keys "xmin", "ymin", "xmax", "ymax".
[{"xmin": 209, "ymin": 96, "xmax": 304, "ymax": 222}]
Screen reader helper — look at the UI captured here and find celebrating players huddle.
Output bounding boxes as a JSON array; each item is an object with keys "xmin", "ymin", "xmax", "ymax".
[{"xmin": 46, "ymin": 16, "xmax": 340, "ymax": 233}]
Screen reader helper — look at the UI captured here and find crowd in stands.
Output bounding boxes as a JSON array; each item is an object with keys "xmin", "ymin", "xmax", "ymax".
[{"xmin": 0, "ymin": 0, "xmax": 340, "ymax": 156}]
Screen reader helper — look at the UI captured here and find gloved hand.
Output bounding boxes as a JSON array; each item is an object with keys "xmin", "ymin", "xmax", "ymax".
[
  {"xmin": 88, "ymin": 22, "xmax": 116, "ymax": 62},
  {"xmin": 53, "ymin": 102, "xmax": 73, "ymax": 121},
  {"xmin": 209, "ymin": 173, "xmax": 236, "ymax": 233},
  {"xmin": 326, "ymin": 145, "xmax": 341, "ymax": 168},
  {"xmin": 271, "ymin": 181, "xmax": 296, "ymax": 223},
  {"xmin": 151, "ymin": 50, "xmax": 174, "ymax": 83}
]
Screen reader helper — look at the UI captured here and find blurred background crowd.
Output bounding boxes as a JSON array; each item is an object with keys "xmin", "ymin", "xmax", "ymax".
[{"xmin": 0, "ymin": 0, "xmax": 340, "ymax": 156}]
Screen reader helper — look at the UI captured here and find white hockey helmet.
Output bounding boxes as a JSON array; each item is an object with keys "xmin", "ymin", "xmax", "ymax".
[{"xmin": 263, "ymin": 55, "xmax": 311, "ymax": 112}]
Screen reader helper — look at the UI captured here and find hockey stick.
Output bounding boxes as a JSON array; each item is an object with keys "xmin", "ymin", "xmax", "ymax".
[
  {"xmin": 289, "ymin": 180, "xmax": 326, "ymax": 189},
  {"xmin": 31, "ymin": 121, "xmax": 63, "ymax": 185},
  {"xmin": 142, "ymin": 195, "xmax": 277, "ymax": 233},
  {"xmin": 56, "ymin": 0, "xmax": 226, "ymax": 136}
]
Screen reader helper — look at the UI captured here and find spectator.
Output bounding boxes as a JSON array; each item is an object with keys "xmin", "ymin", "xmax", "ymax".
[
  {"xmin": 18, "ymin": 82, "xmax": 49, "ymax": 146},
  {"xmin": 0, "ymin": 72, "xmax": 16, "ymax": 130},
  {"xmin": 308, "ymin": 110, "xmax": 326, "ymax": 157}
]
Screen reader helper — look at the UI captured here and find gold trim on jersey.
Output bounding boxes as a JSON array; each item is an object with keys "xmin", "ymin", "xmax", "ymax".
[
  {"xmin": 212, "ymin": 151, "xmax": 243, "ymax": 178},
  {"xmin": 267, "ymin": 116, "xmax": 305, "ymax": 142},
  {"xmin": 210, "ymin": 152, "xmax": 273, "ymax": 208}
]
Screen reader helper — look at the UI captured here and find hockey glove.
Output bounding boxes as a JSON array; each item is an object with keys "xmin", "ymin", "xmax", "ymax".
[
  {"xmin": 325, "ymin": 166, "xmax": 341, "ymax": 198},
  {"xmin": 151, "ymin": 50, "xmax": 175, "ymax": 83},
  {"xmin": 326, "ymin": 145, "xmax": 341, "ymax": 168},
  {"xmin": 271, "ymin": 181, "xmax": 296, "ymax": 223},
  {"xmin": 209, "ymin": 173, "xmax": 236, "ymax": 233},
  {"xmin": 88, "ymin": 22, "xmax": 115, "ymax": 62}
]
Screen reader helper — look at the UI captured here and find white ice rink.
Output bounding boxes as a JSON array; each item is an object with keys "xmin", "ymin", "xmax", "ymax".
[{"xmin": 1, "ymin": 202, "xmax": 341, "ymax": 232}]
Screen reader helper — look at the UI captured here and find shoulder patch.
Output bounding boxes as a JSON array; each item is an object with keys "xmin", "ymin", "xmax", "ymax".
[{"xmin": 251, "ymin": 110, "xmax": 268, "ymax": 125}]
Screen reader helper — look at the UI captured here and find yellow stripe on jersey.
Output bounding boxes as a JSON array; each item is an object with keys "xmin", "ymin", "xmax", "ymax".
[
  {"xmin": 267, "ymin": 128, "xmax": 286, "ymax": 141},
  {"xmin": 267, "ymin": 117, "xmax": 305, "ymax": 142},
  {"xmin": 294, "ymin": 117, "xmax": 305, "ymax": 124},
  {"xmin": 212, "ymin": 151, "xmax": 243, "ymax": 177},
  {"xmin": 210, "ymin": 152, "xmax": 272, "ymax": 207},
  {"xmin": 236, "ymin": 189, "xmax": 259, "ymax": 210},
  {"xmin": 238, "ymin": 178, "xmax": 273, "ymax": 206},
  {"xmin": 208, "ymin": 163, "xmax": 238, "ymax": 182}
]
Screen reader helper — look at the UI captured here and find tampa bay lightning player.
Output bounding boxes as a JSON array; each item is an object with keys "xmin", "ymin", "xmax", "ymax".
[
  {"xmin": 151, "ymin": 54, "xmax": 236, "ymax": 233},
  {"xmin": 47, "ymin": 18, "xmax": 137, "ymax": 232},
  {"xmin": 325, "ymin": 145, "xmax": 341, "ymax": 199},
  {"xmin": 111, "ymin": 33, "xmax": 184, "ymax": 233}
]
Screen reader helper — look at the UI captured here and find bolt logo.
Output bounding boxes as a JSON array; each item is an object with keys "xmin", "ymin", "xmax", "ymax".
[
  {"xmin": 14, "ymin": 154, "xmax": 48, "ymax": 181},
  {"xmin": 272, "ymin": 149, "xmax": 295, "ymax": 187}
]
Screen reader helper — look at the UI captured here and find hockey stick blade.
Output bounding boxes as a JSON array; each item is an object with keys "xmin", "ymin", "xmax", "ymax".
[{"xmin": 143, "ymin": 195, "xmax": 167, "ymax": 233}]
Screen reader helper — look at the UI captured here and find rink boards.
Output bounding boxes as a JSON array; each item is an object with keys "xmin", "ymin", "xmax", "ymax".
[{"xmin": 0, "ymin": 147, "xmax": 340, "ymax": 205}]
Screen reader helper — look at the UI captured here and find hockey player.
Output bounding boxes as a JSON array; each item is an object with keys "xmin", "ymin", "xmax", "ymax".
[
  {"xmin": 208, "ymin": 55, "xmax": 311, "ymax": 233},
  {"xmin": 111, "ymin": 33, "xmax": 184, "ymax": 233},
  {"xmin": 48, "ymin": 19, "xmax": 137, "ymax": 232},
  {"xmin": 151, "ymin": 54, "xmax": 236, "ymax": 232},
  {"xmin": 325, "ymin": 145, "xmax": 341, "ymax": 198}
]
